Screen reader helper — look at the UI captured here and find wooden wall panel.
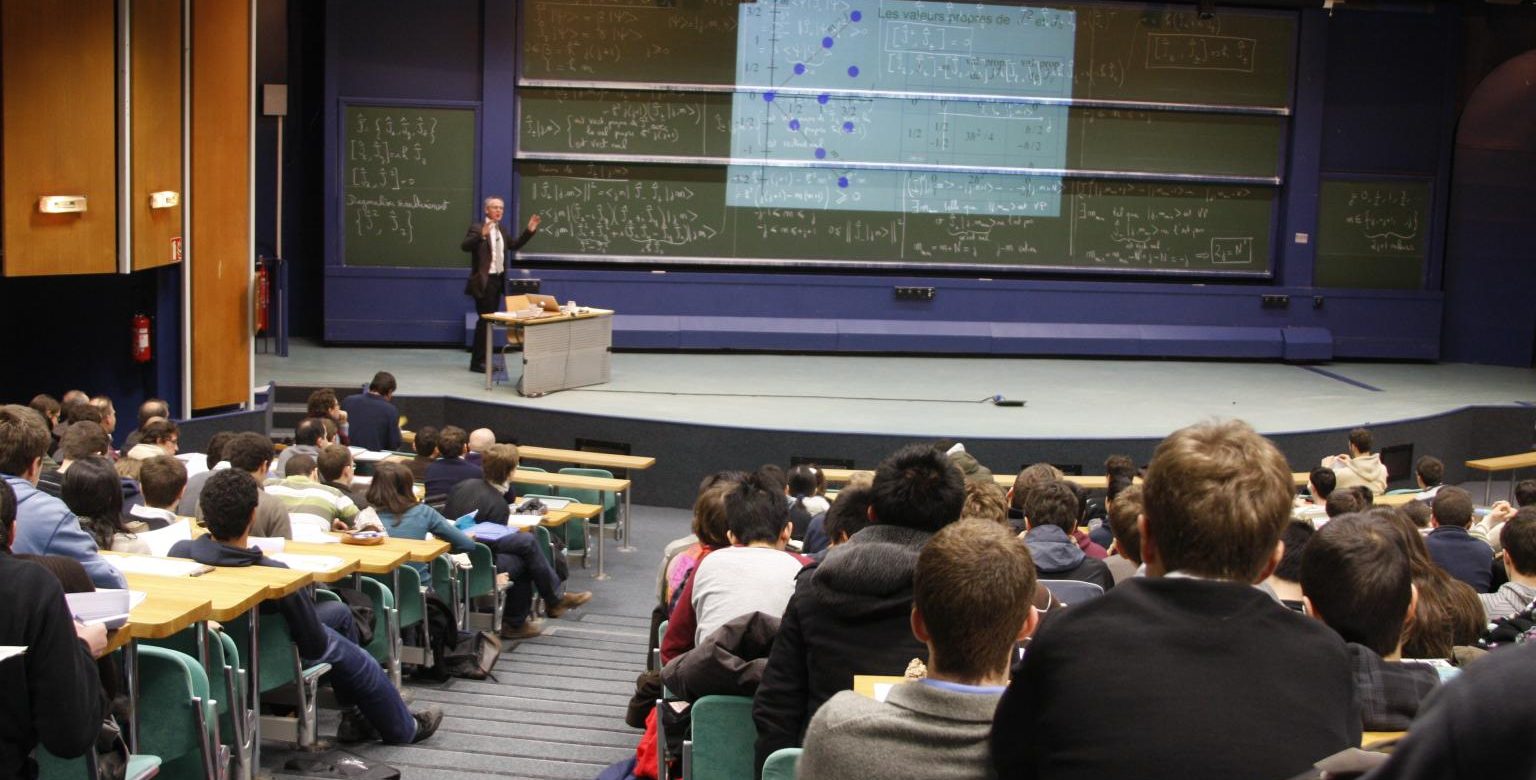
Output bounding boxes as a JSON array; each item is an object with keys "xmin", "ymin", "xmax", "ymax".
[
  {"xmin": 131, "ymin": 0, "xmax": 184, "ymax": 271},
  {"xmin": 191, "ymin": 0, "xmax": 251, "ymax": 409},
  {"xmin": 1, "ymin": 0, "xmax": 118, "ymax": 276}
]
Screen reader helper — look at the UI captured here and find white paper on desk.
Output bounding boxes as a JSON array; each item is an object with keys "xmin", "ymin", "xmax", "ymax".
[
  {"xmin": 269, "ymin": 553, "xmax": 346, "ymax": 572},
  {"xmin": 0, "ymin": 647, "xmax": 25, "ymax": 663},
  {"xmin": 353, "ymin": 450, "xmax": 391, "ymax": 463},
  {"xmin": 66, "ymin": 590, "xmax": 147, "ymax": 630},
  {"xmin": 506, "ymin": 514, "xmax": 542, "ymax": 529},
  {"xmin": 176, "ymin": 452, "xmax": 209, "ymax": 476},
  {"xmin": 291, "ymin": 525, "xmax": 342, "ymax": 544},
  {"xmin": 348, "ymin": 446, "xmax": 369, "ymax": 457},
  {"xmin": 137, "ymin": 520, "xmax": 193, "ymax": 557},
  {"xmin": 350, "ymin": 475, "xmax": 373, "ymax": 488},
  {"xmin": 249, "ymin": 537, "xmax": 286, "ymax": 555},
  {"xmin": 103, "ymin": 554, "xmax": 212, "ymax": 578},
  {"xmin": 872, "ymin": 683, "xmax": 895, "ymax": 703},
  {"xmin": 516, "ymin": 496, "xmax": 571, "ymax": 511}
]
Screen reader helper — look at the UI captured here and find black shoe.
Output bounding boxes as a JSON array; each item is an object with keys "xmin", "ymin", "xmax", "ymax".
[
  {"xmin": 469, "ymin": 363, "xmax": 485, "ymax": 373},
  {"xmin": 336, "ymin": 708, "xmax": 379, "ymax": 743},
  {"xmin": 410, "ymin": 705, "xmax": 444, "ymax": 743}
]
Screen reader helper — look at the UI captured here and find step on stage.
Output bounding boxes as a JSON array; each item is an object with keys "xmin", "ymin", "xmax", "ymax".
[{"xmin": 258, "ymin": 341, "xmax": 1536, "ymax": 507}]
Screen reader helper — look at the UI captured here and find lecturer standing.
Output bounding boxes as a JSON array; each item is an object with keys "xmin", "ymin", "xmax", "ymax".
[{"xmin": 462, "ymin": 197, "xmax": 540, "ymax": 372}]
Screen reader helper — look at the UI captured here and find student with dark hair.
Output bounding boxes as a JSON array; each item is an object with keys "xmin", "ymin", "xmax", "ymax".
[
  {"xmin": 306, "ymin": 388, "xmax": 350, "ymax": 446},
  {"xmin": 1007, "ymin": 462, "xmax": 1064, "ymax": 528},
  {"xmin": 1401, "ymin": 499, "xmax": 1432, "ymax": 531},
  {"xmin": 423, "ymin": 425, "xmax": 481, "ymax": 497},
  {"xmin": 1104, "ymin": 482, "xmax": 1144, "ymax": 583},
  {"xmin": 1301, "ymin": 513, "xmax": 1438, "ymax": 730},
  {"xmin": 62, "ymin": 455, "xmax": 145, "ymax": 554},
  {"xmin": 199, "ymin": 431, "xmax": 293, "ymax": 539},
  {"xmin": 367, "ymin": 462, "xmax": 475, "ymax": 573},
  {"xmin": 681, "ymin": 475, "xmax": 809, "ymax": 649},
  {"xmin": 1480, "ymin": 508, "xmax": 1536, "ymax": 621},
  {"xmin": 992, "ymin": 419, "xmax": 1359, "ymax": 780},
  {"xmin": 37, "ymin": 421, "xmax": 112, "ymax": 498},
  {"xmin": 1425, "ymin": 486, "xmax": 1495, "ymax": 593},
  {"xmin": 341, "ymin": 371, "xmax": 402, "ymax": 451},
  {"xmin": 0, "ymin": 480, "xmax": 107, "ymax": 779},
  {"xmin": 130, "ymin": 455, "xmax": 188, "ymax": 530},
  {"xmin": 444, "ymin": 443, "xmax": 521, "ymax": 526},
  {"xmin": 407, "ymin": 425, "xmax": 439, "ymax": 482},
  {"xmin": 0, "ymin": 406, "xmax": 125, "ymax": 589},
  {"xmin": 818, "ymin": 486, "xmax": 875, "ymax": 552},
  {"xmin": 1370, "ymin": 510, "xmax": 1485, "ymax": 660},
  {"xmin": 799, "ymin": 519, "xmax": 1040, "ymax": 780},
  {"xmin": 170, "ymin": 470, "xmax": 441, "ymax": 744},
  {"xmin": 1413, "ymin": 456, "xmax": 1445, "ymax": 499},
  {"xmin": 1088, "ymin": 472, "xmax": 1135, "ymax": 549},
  {"xmin": 1019, "ymin": 480, "xmax": 1114, "ymax": 592},
  {"xmin": 1322, "ymin": 426, "xmax": 1388, "ymax": 494},
  {"xmin": 316, "ymin": 444, "xmax": 370, "ymax": 510},
  {"xmin": 177, "ymin": 430, "xmax": 235, "ymax": 515},
  {"xmin": 754, "ymin": 444, "xmax": 965, "ymax": 771},
  {"xmin": 1264, "ymin": 520, "xmax": 1315, "ymax": 612},
  {"xmin": 1473, "ymin": 477, "xmax": 1536, "ymax": 553},
  {"xmin": 1326, "ymin": 489, "xmax": 1363, "ymax": 518},
  {"xmin": 275, "ymin": 417, "xmax": 330, "ymax": 476},
  {"xmin": 660, "ymin": 479, "xmax": 739, "ymax": 607},
  {"xmin": 959, "ymin": 479, "xmax": 1010, "ymax": 527},
  {"xmin": 786, "ymin": 464, "xmax": 830, "ymax": 543},
  {"xmin": 1307, "ymin": 466, "xmax": 1337, "ymax": 504},
  {"xmin": 265, "ymin": 452, "xmax": 358, "ymax": 535}
]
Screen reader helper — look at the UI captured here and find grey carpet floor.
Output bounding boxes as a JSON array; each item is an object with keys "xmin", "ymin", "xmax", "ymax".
[{"xmin": 265, "ymin": 504, "xmax": 692, "ymax": 779}]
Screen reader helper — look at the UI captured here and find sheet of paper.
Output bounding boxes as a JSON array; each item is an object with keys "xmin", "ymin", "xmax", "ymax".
[
  {"xmin": 103, "ymin": 553, "xmax": 212, "ymax": 577},
  {"xmin": 249, "ymin": 536, "xmax": 286, "ymax": 555},
  {"xmin": 66, "ymin": 590, "xmax": 147, "ymax": 629},
  {"xmin": 506, "ymin": 514, "xmax": 542, "ymax": 529},
  {"xmin": 269, "ymin": 553, "xmax": 346, "ymax": 572},
  {"xmin": 872, "ymin": 683, "xmax": 895, "ymax": 703},
  {"xmin": 176, "ymin": 452, "xmax": 210, "ymax": 476},
  {"xmin": 136, "ymin": 520, "xmax": 193, "ymax": 557},
  {"xmin": 291, "ymin": 526, "xmax": 341, "ymax": 544},
  {"xmin": 0, "ymin": 647, "xmax": 25, "ymax": 663},
  {"xmin": 353, "ymin": 450, "xmax": 391, "ymax": 463}
]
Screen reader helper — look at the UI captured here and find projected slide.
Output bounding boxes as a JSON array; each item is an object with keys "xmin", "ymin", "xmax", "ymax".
[{"xmin": 726, "ymin": 0, "xmax": 1075, "ymax": 216}]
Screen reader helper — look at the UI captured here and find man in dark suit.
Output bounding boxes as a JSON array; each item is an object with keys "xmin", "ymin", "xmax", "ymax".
[{"xmin": 462, "ymin": 196, "xmax": 540, "ymax": 372}]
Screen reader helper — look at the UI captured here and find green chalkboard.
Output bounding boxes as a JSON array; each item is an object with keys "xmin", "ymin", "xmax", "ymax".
[
  {"xmin": 517, "ymin": 162, "xmax": 1273, "ymax": 272},
  {"xmin": 1315, "ymin": 179, "xmax": 1431, "ymax": 290},
  {"xmin": 342, "ymin": 104, "xmax": 477, "ymax": 268},
  {"xmin": 522, "ymin": 0, "xmax": 1295, "ymax": 109}
]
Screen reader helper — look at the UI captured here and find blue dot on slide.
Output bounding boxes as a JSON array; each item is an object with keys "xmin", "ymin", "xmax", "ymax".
[
  {"xmin": 763, "ymin": 92, "xmax": 775, "ymax": 102},
  {"xmin": 838, "ymin": 176, "xmax": 849, "ymax": 188},
  {"xmin": 789, "ymin": 119, "xmax": 800, "ymax": 130},
  {"xmin": 850, "ymin": 10, "xmax": 863, "ymax": 21},
  {"xmin": 815, "ymin": 147, "xmax": 827, "ymax": 159},
  {"xmin": 847, "ymin": 65, "xmax": 860, "ymax": 78},
  {"xmin": 822, "ymin": 36, "xmax": 834, "ymax": 49},
  {"xmin": 793, "ymin": 63, "xmax": 806, "ymax": 75},
  {"xmin": 843, "ymin": 121, "xmax": 855, "ymax": 133},
  {"xmin": 818, "ymin": 93, "xmax": 830, "ymax": 105}
]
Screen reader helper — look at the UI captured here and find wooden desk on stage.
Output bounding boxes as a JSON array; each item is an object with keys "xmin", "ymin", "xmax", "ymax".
[{"xmin": 482, "ymin": 308, "xmax": 614, "ymax": 396}]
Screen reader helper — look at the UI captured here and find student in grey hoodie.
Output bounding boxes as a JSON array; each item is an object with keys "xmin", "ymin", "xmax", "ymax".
[
  {"xmin": 1322, "ymin": 427, "xmax": 1389, "ymax": 495},
  {"xmin": 1019, "ymin": 480, "xmax": 1115, "ymax": 592}
]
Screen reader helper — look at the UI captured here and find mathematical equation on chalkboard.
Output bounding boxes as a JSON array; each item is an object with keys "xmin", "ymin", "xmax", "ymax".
[{"xmin": 1339, "ymin": 186, "xmax": 1424, "ymax": 255}]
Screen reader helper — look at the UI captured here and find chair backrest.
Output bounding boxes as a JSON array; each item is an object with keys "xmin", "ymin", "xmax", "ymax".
[
  {"xmin": 687, "ymin": 695, "xmax": 757, "ymax": 780},
  {"xmin": 534, "ymin": 525, "xmax": 554, "ymax": 567},
  {"xmin": 466, "ymin": 542, "xmax": 497, "ymax": 599},
  {"xmin": 383, "ymin": 565, "xmax": 426, "ymax": 630},
  {"xmin": 557, "ymin": 467, "xmax": 619, "ymax": 524},
  {"xmin": 1043, "ymin": 579, "xmax": 1105, "ymax": 606},
  {"xmin": 136, "ymin": 645, "xmax": 217, "ymax": 777},
  {"xmin": 524, "ymin": 493, "xmax": 583, "ymax": 551},
  {"xmin": 358, "ymin": 576, "xmax": 395, "ymax": 663},
  {"xmin": 761, "ymin": 747, "xmax": 802, "ymax": 780},
  {"xmin": 227, "ymin": 609, "xmax": 299, "ymax": 694}
]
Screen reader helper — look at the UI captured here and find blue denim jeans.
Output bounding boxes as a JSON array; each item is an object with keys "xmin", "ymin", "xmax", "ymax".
[
  {"xmin": 310, "ymin": 625, "xmax": 414, "ymax": 743},
  {"xmin": 492, "ymin": 530, "xmax": 563, "ymax": 628}
]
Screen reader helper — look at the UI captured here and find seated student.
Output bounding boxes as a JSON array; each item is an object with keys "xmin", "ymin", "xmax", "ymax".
[
  {"xmin": 422, "ymin": 426, "xmax": 481, "ymax": 498},
  {"xmin": 444, "ymin": 443, "xmax": 520, "ymax": 525},
  {"xmin": 1474, "ymin": 478, "xmax": 1536, "ymax": 554},
  {"xmin": 198, "ymin": 432, "xmax": 292, "ymax": 539},
  {"xmin": 274, "ymin": 418, "xmax": 330, "ymax": 477},
  {"xmin": 813, "ymin": 486, "xmax": 875, "ymax": 562},
  {"xmin": 316, "ymin": 444, "xmax": 371, "ymax": 511},
  {"xmin": 0, "ymin": 406, "xmax": 125, "ymax": 589},
  {"xmin": 0, "ymin": 481, "xmax": 108, "ymax": 780},
  {"xmin": 63, "ymin": 455, "xmax": 149, "ymax": 554},
  {"xmin": 1060, "ymin": 480, "xmax": 1109, "ymax": 560},
  {"xmin": 121, "ymin": 397, "xmax": 170, "ymax": 452},
  {"xmin": 1088, "ymin": 472, "xmax": 1133, "ymax": 550},
  {"xmin": 340, "ymin": 371, "xmax": 402, "ymax": 452},
  {"xmin": 1370, "ymin": 509, "xmax": 1486, "ymax": 660},
  {"xmin": 799, "ymin": 519, "xmax": 1039, "ymax": 780},
  {"xmin": 688, "ymin": 475, "xmax": 811, "ymax": 645},
  {"xmin": 1263, "ymin": 520, "xmax": 1315, "ymax": 612},
  {"xmin": 170, "ymin": 470, "xmax": 441, "ymax": 744},
  {"xmin": 659, "ymin": 476, "xmax": 736, "ymax": 609},
  {"xmin": 1103, "ymin": 482, "xmax": 1145, "ymax": 584},
  {"xmin": 959, "ymin": 479, "xmax": 1009, "ymax": 527},
  {"xmin": 754, "ymin": 444, "xmax": 965, "ymax": 771},
  {"xmin": 369, "ymin": 462, "xmax": 589, "ymax": 639},
  {"xmin": 178, "ymin": 431, "xmax": 235, "ymax": 515},
  {"xmin": 1326, "ymin": 488, "xmax": 1364, "ymax": 520},
  {"xmin": 29, "ymin": 393, "xmax": 62, "ymax": 450},
  {"xmin": 124, "ymin": 418, "xmax": 178, "ymax": 462},
  {"xmin": 1018, "ymin": 480, "xmax": 1114, "ymax": 593},
  {"xmin": 266, "ymin": 454, "xmax": 359, "ymax": 535},
  {"xmin": 1401, "ymin": 499, "xmax": 1433, "ymax": 534},
  {"xmin": 306, "ymin": 388, "xmax": 349, "ymax": 447},
  {"xmin": 800, "ymin": 471, "xmax": 872, "ymax": 556},
  {"xmin": 1301, "ymin": 466, "xmax": 1337, "ymax": 507},
  {"xmin": 1322, "ymin": 427, "xmax": 1389, "ymax": 495},
  {"xmin": 992, "ymin": 419, "xmax": 1360, "ymax": 780},
  {"xmin": 1424, "ymin": 487, "xmax": 1495, "ymax": 593},
  {"xmin": 465, "ymin": 428, "xmax": 496, "ymax": 468},
  {"xmin": 406, "ymin": 426, "xmax": 438, "ymax": 483},
  {"xmin": 130, "ymin": 455, "xmax": 188, "ymax": 530},
  {"xmin": 37, "ymin": 421, "xmax": 112, "ymax": 498},
  {"xmin": 786, "ymin": 464, "xmax": 831, "ymax": 527},
  {"xmin": 1301, "ymin": 513, "xmax": 1439, "ymax": 730},
  {"xmin": 1412, "ymin": 456, "xmax": 1445, "ymax": 500},
  {"xmin": 88, "ymin": 396, "xmax": 119, "ymax": 451},
  {"xmin": 1006, "ymin": 462, "xmax": 1064, "ymax": 531},
  {"xmin": 1479, "ymin": 508, "xmax": 1536, "ymax": 621}
]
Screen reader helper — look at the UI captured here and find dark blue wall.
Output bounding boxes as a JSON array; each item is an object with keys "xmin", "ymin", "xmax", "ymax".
[{"xmin": 308, "ymin": 1, "xmax": 1533, "ymax": 364}]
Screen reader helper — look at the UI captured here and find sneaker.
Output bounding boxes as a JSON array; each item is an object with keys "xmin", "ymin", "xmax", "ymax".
[
  {"xmin": 546, "ymin": 590, "xmax": 592, "ymax": 619},
  {"xmin": 499, "ymin": 619, "xmax": 544, "ymax": 640},
  {"xmin": 410, "ymin": 705, "xmax": 444, "ymax": 744},
  {"xmin": 336, "ymin": 708, "xmax": 379, "ymax": 743}
]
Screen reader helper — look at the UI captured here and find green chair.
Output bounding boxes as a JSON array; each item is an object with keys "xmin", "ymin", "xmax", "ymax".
[
  {"xmin": 135, "ymin": 645, "xmax": 224, "ymax": 780},
  {"xmin": 430, "ymin": 554, "xmax": 463, "ymax": 629},
  {"xmin": 36, "ymin": 748, "xmax": 161, "ymax": 780},
  {"xmin": 518, "ymin": 465, "xmax": 557, "ymax": 496},
  {"xmin": 532, "ymin": 526, "xmax": 556, "ymax": 617},
  {"xmin": 557, "ymin": 467, "xmax": 621, "ymax": 540},
  {"xmin": 523, "ymin": 492, "xmax": 585, "ymax": 565},
  {"xmin": 146, "ymin": 627, "xmax": 251, "ymax": 778},
  {"xmin": 357, "ymin": 576, "xmax": 397, "ymax": 670},
  {"xmin": 464, "ymin": 542, "xmax": 505, "ymax": 631},
  {"xmin": 761, "ymin": 747, "xmax": 801, "ymax": 780},
  {"xmin": 683, "ymin": 695, "xmax": 757, "ymax": 780},
  {"xmin": 369, "ymin": 564, "xmax": 432, "ymax": 669},
  {"xmin": 227, "ymin": 610, "xmax": 331, "ymax": 748}
]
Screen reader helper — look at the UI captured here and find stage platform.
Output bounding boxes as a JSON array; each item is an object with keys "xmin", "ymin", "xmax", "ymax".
[{"xmin": 256, "ymin": 341, "xmax": 1536, "ymax": 507}]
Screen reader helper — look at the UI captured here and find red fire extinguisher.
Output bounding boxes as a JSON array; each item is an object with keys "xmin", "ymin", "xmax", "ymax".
[
  {"xmin": 132, "ymin": 314, "xmax": 152, "ymax": 363},
  {"xmin": 255, "ymin": 262, "xmax": 270, "ymax": 335}
]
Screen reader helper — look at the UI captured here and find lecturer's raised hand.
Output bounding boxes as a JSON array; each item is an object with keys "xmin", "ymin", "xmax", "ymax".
[{"xmin": 527, "ymin": 214, "xmax": 542, "ymax": 232}]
